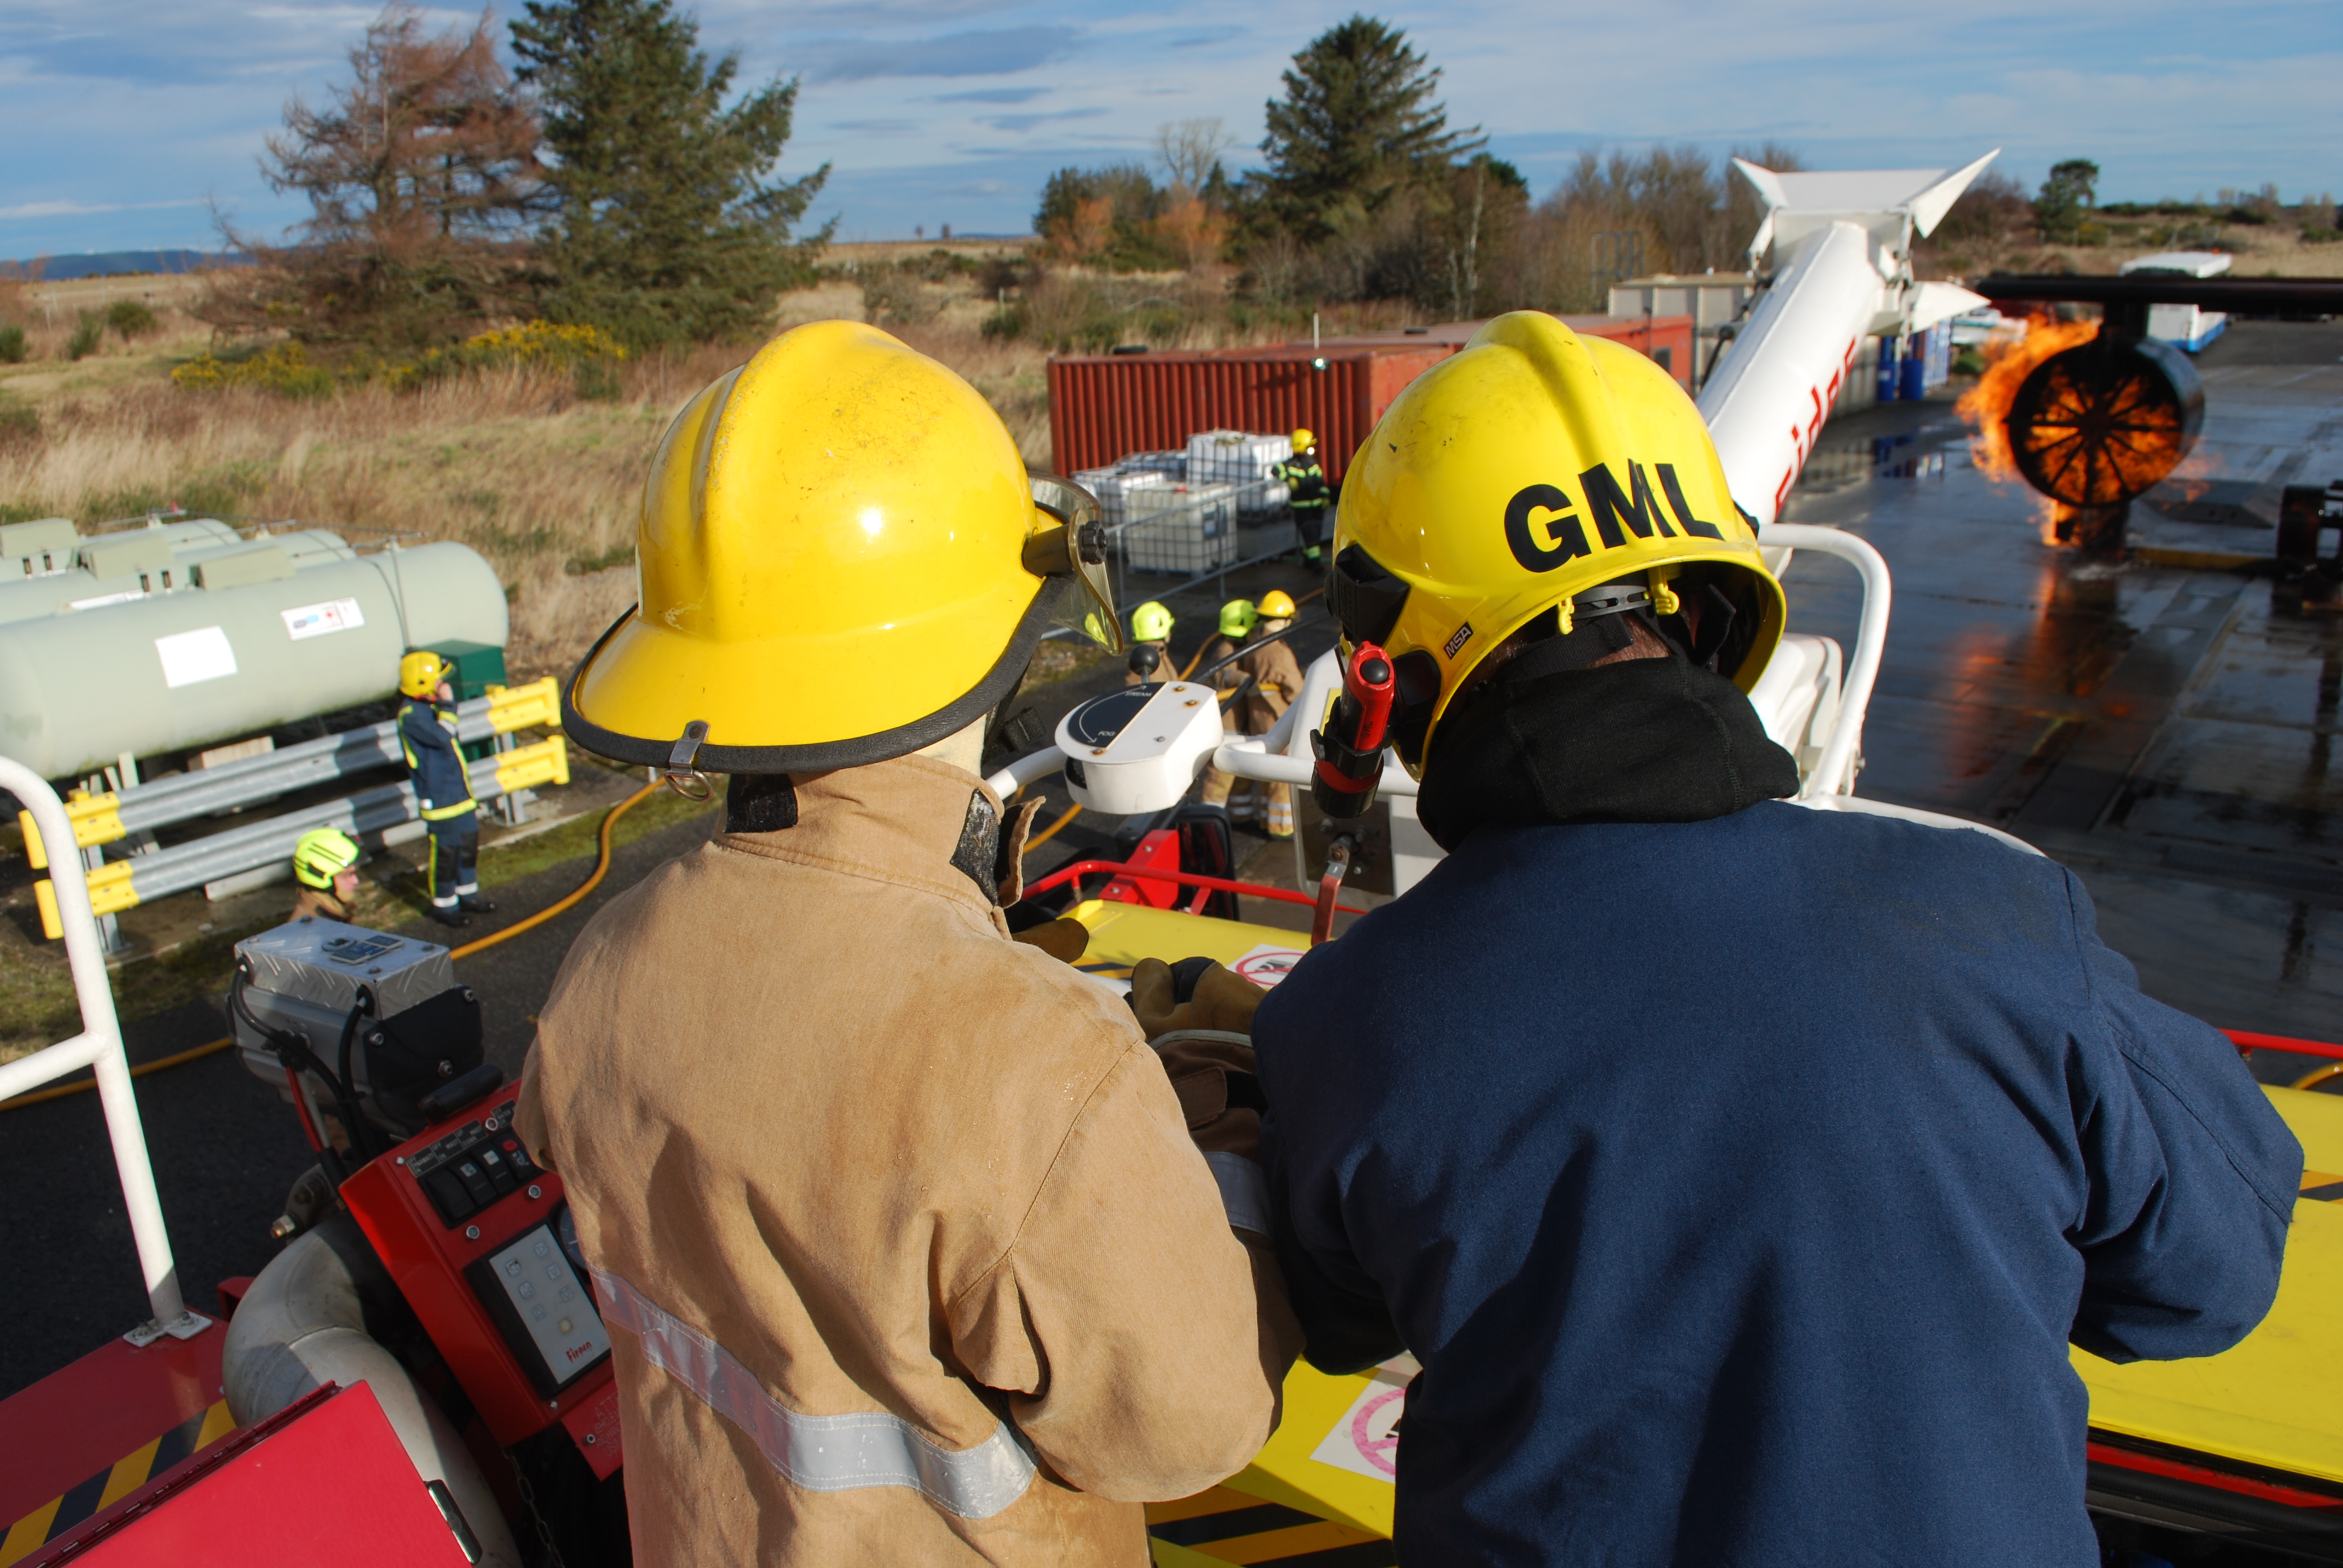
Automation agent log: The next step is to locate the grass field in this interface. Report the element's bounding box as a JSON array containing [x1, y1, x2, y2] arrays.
[[0, 273, 1063, 682]]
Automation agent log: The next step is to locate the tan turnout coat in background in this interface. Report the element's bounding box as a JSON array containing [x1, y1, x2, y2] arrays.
[[518, 755, 1294, 1565]]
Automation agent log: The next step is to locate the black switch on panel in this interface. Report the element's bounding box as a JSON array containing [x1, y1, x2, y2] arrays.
[[425, 1166, 476, 1225], [479, 1148, 518, 1197], [455, 1159, 497, 1209]]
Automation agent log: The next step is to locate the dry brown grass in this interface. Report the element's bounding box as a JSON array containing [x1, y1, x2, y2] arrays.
[[0, 290, 1057, 682]]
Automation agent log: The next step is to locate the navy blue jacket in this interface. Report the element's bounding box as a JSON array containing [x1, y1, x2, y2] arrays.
[[1256, 802, 2300, 1567], [398, 699, 476, 822]]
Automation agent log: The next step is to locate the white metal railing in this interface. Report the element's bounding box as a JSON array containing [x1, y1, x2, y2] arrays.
[[0, 757, 209, 1346], [1760, 522, 1892, 799]]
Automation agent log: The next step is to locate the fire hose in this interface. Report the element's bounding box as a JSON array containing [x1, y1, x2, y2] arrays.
[[0, 781, 661, 1113]]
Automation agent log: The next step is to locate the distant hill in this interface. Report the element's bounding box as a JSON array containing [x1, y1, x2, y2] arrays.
[[0, 249, 254, 281]]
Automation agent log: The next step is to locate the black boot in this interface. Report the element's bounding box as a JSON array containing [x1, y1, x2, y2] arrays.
[[458, 894, 497, 913], [429, 906, 473, 929]]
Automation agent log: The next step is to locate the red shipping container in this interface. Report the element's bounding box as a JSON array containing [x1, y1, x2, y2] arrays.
[[1046, 313, 1694, 478]]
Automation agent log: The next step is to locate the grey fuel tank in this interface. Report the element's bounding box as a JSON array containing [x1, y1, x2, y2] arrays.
[[0, 518, 507, 779]]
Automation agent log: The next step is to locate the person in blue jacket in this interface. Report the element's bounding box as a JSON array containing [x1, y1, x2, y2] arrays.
[[1252, 314, 2302, 1566], [396, 650, 494, 929]]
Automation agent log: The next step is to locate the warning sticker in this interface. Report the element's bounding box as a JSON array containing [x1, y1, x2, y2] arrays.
[[1309, 1361, 1412, 1481], [155, 625, 238, 688], [282, 596, 365, 641], [1231, 942, 1306, 988]]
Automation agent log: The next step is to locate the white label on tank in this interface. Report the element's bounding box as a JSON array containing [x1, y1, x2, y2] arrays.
[[281, 597, 365, 641], [155, 626, 238, 688]]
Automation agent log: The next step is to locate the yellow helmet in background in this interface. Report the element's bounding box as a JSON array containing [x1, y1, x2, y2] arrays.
[[1256, 589, 1298, 621], [293, 827, 361, 889], [398, 650, 448, 699], [1219, 599, 1258, 638], [1291, 428, 1316, 454], [1328, 311, 1783, 776], [563, 321, 1116, 774]]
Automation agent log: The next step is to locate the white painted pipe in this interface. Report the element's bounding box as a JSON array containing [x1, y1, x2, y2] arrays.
[[0, 755, 194, 1338], [1760, 524, 1893, 798]]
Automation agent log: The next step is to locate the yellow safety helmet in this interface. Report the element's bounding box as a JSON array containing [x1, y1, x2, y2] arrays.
[[1256, 589, 1298, 621], [1328, 311, 1783, 776], [562, 321, 1118, 774], [1219, 599, 1259, 638], [398, 650, 448, 700], [1291, 428, 1316, 454], [1130, 601, 1175, 642], [292, 827, 361, 890]]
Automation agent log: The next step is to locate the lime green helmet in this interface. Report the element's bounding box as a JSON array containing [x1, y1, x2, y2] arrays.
[[1131, 601, 1175, 642], [293, 827, 361, 890], [1218, 599, 1258, 638]]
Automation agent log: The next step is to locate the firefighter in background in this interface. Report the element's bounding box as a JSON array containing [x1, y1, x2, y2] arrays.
[[1199, 593, 1305, 838], [1196, 599, 1257, 823], [1123, 599, 1176, 685], [396, 651, 493, 929], [289, 827, 361, 922], [1271, 428, 1331, 564], [519, 321, 1296, 1566]]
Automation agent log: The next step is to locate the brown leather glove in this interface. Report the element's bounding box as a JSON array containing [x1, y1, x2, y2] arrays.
[[1129, 958, 1267, 1040], [1011, 917, 1090, 964], [1154, 1031, 1266, 1163]]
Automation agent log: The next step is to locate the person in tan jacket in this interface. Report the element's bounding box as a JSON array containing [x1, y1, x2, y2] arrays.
[[1199, 593, 1306, 838], [522, 321, 1297, 1566]]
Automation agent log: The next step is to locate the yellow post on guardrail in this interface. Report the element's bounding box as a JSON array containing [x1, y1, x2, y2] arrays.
[[484, 677, 560, 734]]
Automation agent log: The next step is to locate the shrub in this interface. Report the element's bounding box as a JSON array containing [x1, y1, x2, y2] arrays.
[[0, 324, 24, 364], [0, 403, 37, 445], [67, 313, 103, 361], [170, 342, 338, 397], [106, 301, 159, 339]]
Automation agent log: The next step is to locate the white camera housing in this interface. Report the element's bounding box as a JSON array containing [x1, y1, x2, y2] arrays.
[[1053, 682, 1225, 816]]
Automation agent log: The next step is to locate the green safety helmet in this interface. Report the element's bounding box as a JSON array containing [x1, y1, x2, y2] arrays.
[[293, 828, 361, 890], [1131, 601, 1175, 642], [1219, 599, 1258, 638]]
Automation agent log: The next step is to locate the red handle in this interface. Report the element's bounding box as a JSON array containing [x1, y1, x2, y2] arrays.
[[1346, 642, 1396, 755]]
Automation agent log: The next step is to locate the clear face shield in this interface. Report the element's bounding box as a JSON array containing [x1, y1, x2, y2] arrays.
[[1026, 474, 1122, 654]]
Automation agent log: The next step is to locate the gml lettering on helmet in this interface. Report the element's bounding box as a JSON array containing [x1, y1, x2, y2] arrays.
[[1503, 462, 1727, 573]]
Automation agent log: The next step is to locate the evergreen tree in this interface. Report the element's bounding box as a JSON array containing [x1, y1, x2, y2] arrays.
[[2033, 158, 2100, 243], [511, 0, 830, 344], [1259, 16, 1483, 242]]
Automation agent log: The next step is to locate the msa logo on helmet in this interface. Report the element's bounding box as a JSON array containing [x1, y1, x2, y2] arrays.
[[1504, 462, 1726, 573]]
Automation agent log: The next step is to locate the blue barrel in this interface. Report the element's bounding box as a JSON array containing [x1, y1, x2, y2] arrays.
[[1899, 347, 1928, 401], [1876, 341, 1902, 401]]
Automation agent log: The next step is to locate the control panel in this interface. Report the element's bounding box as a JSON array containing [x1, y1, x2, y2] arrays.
[[339, 1086, 621, 1475], [407, 1099, 543, 1226]]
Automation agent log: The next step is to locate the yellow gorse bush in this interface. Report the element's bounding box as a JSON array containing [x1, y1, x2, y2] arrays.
[[462, 321, 627, 363], [172, 322, 623, 397]]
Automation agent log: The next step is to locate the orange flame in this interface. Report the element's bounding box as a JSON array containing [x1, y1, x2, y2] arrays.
[[1955, 315, 2101, 483]]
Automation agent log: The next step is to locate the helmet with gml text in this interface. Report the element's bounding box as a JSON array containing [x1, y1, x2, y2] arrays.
[[1326, 311, 1784, 776], [562, 321, 1118, 773]]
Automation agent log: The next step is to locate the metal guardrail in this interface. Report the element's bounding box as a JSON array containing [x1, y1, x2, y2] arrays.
[[0, 758, 207, 1345], [35, 678, 560, 852], [23, 736, 568, 933]]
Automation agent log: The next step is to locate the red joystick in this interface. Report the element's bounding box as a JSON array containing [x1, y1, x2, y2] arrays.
[[1310, 642, 1395, 821]]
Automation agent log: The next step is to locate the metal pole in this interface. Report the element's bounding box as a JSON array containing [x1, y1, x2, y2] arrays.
[[0, 757, 203, 1343]]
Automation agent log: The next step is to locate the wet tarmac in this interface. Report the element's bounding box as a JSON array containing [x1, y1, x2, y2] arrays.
[[1776, 321, 2343, 1077]]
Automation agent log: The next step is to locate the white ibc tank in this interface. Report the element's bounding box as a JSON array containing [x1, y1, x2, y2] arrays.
[[0, 534, 508, 779]]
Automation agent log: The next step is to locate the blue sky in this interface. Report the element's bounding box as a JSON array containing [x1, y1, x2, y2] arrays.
[[2, 0, 2337, 258]]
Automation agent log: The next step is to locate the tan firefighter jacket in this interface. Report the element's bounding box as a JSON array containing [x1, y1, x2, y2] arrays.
[[517, 755, 1296, 1566]]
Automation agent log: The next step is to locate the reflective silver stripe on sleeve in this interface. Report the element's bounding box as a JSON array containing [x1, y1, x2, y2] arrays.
[[1204, 1151, 1272, 1236], [589, 1269, 1036, 1519]]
